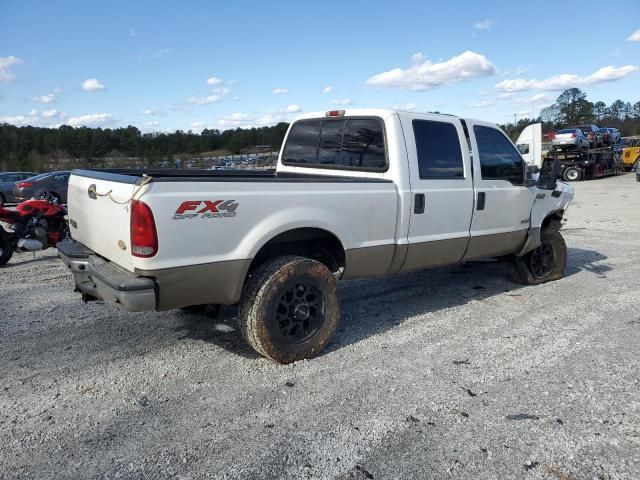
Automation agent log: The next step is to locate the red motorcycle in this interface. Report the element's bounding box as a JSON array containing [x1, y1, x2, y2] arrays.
[[0, 193, 69, 266]]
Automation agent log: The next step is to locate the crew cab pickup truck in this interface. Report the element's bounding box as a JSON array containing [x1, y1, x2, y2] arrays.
[[58, 109, 574, 363]]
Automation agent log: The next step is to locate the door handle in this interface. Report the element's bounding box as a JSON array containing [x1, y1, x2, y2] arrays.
[[477, 192, 486, 211], [414, 193, 425, 214]]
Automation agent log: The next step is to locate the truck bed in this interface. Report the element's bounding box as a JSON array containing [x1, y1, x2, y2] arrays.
[[71, 168, 393, 184]]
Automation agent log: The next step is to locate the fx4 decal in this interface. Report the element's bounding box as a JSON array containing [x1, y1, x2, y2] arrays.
[[173, 200, 239, 219]]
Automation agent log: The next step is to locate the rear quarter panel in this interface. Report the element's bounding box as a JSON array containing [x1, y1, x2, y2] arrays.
[[134, 180, 399, 271]]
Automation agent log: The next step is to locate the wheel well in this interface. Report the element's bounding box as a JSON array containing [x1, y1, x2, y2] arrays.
[[541, 211, 563, 235], [248, 228, 346, 276]]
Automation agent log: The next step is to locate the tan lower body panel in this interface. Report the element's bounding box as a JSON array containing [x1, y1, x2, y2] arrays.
[[136, 259, 251, 310], [400, 236, 469, 273], [463, 229, 527, 261], [342, 244, 396, 279]]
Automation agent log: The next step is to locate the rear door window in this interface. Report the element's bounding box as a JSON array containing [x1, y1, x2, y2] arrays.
[[283, 118, 387, 171], [473, 126, 524, 184], [412, 120, 464, 179]]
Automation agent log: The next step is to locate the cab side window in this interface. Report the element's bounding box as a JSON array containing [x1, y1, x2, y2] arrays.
[[473, 126, 524, 185]]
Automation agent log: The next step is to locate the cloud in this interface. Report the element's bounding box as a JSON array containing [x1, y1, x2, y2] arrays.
[[41, 109, 61, 118], [322, 86, 333, 94], [129, 28, 136, 37], [471, 100, 492, 108], [330, 98, 352, 106], [627, 29, 640, 42], [495, 65, 639, 92], [187, 95, 221, 105], [511, 93, 551, 105], [67, 113, 112, 127], [286, 104, 302, 113], [81, 78, 105, 91], [152, 48, 171, 59], [272, 87, 288, 95], [206, 76, 223, 85], [0, 56, 23, 83], [393, 102, 417, 111], [140, 109, 161, 115], [474, 20, 493, 30], [190, 121, 205, 130], [496, 92, 515, 100], [366, 51, 496, 91], [227, 79, 238, 85], [212, 87, 230, 95], [144, 121, 160, 127], [34, 92, 57, 104], [217, 112, 254, 128]]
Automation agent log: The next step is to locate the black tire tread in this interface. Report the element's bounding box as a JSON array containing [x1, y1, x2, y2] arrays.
[[238, 255, 339, 363], [0, 227, 14, 266], [509, 230, 567, 286]]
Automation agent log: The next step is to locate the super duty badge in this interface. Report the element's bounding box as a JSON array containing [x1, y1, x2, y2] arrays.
[[173, 200, 239, 219]]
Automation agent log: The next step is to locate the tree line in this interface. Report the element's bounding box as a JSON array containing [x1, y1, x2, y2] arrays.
[[0, 122, 289, 171], [501, 88, 640, 141], [2, 87, 639, 172]]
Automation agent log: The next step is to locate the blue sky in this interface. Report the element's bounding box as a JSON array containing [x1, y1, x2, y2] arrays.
[[1, 0, 639, 132]]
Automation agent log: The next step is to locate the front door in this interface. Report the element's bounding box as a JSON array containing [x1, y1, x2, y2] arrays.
[[399, 113, 474, 271], [464, 120, 536, 260]]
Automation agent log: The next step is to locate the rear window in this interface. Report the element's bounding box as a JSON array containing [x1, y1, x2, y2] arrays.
[[557, 129, 576, 134], [282, 118, 387, 171]]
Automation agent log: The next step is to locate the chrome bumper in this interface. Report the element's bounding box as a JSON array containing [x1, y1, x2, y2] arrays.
[[57, 240, 156, 312]]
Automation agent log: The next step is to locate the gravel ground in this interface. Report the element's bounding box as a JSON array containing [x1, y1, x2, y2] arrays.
[[1, 174, 639, 480]]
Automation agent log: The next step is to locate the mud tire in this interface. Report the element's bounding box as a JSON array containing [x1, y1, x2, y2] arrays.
[[238, 255, 340, 363]]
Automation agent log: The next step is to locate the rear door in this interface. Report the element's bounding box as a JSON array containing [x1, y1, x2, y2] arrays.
[[398, 113, 474, 270], [464, 120, 536, 259]]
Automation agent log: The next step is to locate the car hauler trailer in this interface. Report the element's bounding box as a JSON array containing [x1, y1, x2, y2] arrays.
[[546, 145, 620, 182]]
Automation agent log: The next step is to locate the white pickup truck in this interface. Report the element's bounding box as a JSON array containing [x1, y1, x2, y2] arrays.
[[58, 109, 574, 363]]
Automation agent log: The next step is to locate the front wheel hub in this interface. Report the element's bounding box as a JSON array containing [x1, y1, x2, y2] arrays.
[[530, 241, 556, 279]]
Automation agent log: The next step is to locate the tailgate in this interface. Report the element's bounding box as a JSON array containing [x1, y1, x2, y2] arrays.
[[67, 173, 138, 271]]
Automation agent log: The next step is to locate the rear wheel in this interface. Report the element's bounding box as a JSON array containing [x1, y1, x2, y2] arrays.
[[0, 193, 5, 206], [509, 231, 567, 286], [0, 228, 14, 266], [562, 167, 581, 182], [238, 255, 340, 363]]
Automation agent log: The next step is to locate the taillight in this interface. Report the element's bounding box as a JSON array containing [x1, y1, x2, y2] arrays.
[[17, 182, 33, 188], [571, 133, 576, 138], [130, 200, 158, 258]]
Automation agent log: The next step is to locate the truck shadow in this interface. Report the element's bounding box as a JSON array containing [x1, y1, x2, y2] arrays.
[[174, 247, 610, 360]]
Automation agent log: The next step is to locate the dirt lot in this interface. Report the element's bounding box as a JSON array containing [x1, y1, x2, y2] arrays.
[[1, 174, 639, 480]]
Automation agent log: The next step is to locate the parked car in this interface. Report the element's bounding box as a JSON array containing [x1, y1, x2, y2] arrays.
[[0, 172, 37, 204], [552, 128, 589, 149], [636, 160, 640, 182], [58, 109, 574, 363], [13, 171, 71, 203], [575, 125, 603, 148]]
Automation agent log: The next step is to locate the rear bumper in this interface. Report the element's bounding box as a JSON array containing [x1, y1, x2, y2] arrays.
[[57, 240, 157, 312], [57, 239, 252, 311]]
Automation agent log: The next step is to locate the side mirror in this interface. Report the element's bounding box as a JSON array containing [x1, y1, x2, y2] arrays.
[[537, 158, 561, 190]]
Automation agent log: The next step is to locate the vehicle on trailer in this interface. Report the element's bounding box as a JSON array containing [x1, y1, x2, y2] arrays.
[[0, 172, 37, 204], [620, 136, 640, 171], [548, 144, 619, 181], [604, 127, 621, 144], [58, 109, 574, 363], [599, 128, 614, 145], [0, 193, 69, 266], [575, 124, 603, 148], [13, 171, 71, 204], [552, 128, 590, 149]]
